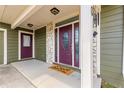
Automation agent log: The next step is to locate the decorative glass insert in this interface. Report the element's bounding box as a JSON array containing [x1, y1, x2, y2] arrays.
[[75, 28, 79, 63], [23, 35, 30, 47], [63, 32, 69, 49]]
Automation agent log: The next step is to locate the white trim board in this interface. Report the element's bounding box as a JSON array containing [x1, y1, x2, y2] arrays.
[[0, 28, 7, 65], [80, 5, 93, 88], [12, 6, 43, 29], [18, 31, 34, 60]]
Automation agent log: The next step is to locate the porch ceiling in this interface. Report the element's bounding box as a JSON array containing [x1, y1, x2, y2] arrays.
[[0, 5, 80, 30], [19, 5, 80, 30], [0, 5, 29, 24]]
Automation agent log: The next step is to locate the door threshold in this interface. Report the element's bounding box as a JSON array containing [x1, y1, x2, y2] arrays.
[[20, 58, 34, 61]]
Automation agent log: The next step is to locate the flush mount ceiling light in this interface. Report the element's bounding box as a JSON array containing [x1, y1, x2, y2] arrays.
[[27, 23, 33, 27], [50, 7, 60, 15]]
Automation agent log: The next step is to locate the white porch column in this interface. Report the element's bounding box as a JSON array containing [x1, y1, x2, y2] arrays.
[[80, 5, 93, 88]]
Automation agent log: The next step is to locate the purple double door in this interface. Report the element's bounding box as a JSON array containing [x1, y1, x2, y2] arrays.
[[21, 33, 33, 59]]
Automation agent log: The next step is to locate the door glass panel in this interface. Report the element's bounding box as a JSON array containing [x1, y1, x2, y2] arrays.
[[75, 28, 79, 63], [23, 35, 31, 47], [63, 32, 69, 49]]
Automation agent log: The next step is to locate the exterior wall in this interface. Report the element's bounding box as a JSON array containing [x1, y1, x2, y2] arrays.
[[0, 22, 33, 63], [101, 5, 124, 87], [35, 26, 46, 61]]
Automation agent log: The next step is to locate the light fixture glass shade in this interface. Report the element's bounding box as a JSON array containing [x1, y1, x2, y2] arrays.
[[50, 7, 60, 15]]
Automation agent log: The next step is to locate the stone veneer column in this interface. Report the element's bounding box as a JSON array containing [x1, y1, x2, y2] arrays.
[[46, 22, 55, 64]]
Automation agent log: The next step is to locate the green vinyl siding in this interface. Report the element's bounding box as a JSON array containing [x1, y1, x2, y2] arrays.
[[15, 27, 33, 32], [55, 15, 79, 27], [0, 31, 4, 64], [8, 29, 18, 62], [101, 5, 124, 87], [35, 26, 46, 61], [0, 22, 33, 63]]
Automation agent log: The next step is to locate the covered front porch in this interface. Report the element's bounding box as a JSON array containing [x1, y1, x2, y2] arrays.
[[0, 5, 101, 88]]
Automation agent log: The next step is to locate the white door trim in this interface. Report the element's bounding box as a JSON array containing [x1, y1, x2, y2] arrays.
[[18, 30, 34, 60], [0, 28, 7, 64], [57, 28, 59, 63], [72, 23, 74, 67]]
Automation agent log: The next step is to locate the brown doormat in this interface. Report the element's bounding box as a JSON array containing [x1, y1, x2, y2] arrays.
[[49, 64, 74, 75]]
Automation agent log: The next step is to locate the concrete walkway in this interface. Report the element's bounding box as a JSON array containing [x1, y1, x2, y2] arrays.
[[11, 59, 81, 88], [0, 65, 34, 88]]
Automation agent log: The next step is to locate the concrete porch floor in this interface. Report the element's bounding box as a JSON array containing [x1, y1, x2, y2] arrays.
[[0, 65, 34, 88], [11, 59, 81, 88]]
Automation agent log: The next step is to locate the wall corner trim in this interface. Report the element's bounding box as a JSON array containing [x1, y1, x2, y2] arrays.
[[0, 28, 7, 64], [122, 27, 124, 78]]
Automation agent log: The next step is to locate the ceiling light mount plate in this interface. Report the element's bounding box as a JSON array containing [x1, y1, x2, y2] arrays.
[[50, 7, 60, 15]]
